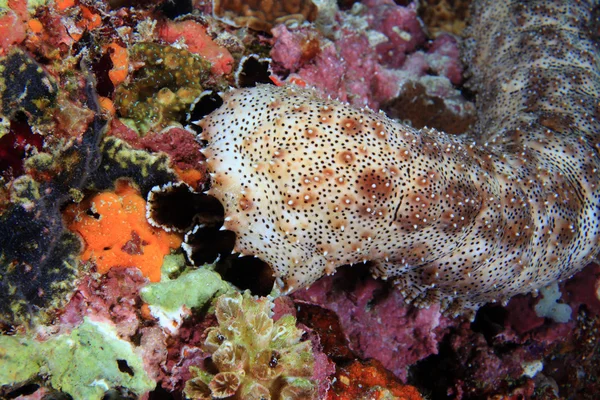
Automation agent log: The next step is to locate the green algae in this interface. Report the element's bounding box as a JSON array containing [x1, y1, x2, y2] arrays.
[[114, 43, 222, 133], [0, 334, 39, 384], [160, 253, 187, 280], [0, 318, 155, 398]]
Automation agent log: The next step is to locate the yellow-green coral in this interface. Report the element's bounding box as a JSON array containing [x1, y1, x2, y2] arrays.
[[184, 291, 317, 400], [114, 43, 216, 133]]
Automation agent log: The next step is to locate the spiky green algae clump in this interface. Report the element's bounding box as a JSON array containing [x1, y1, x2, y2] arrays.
[[184, 291, 317, 400]]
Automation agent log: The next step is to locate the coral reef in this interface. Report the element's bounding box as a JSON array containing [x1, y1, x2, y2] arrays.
[[158, 19, 234, 76], [268, 1, 473, 127], [0, 117, 43, 180], [0, 48, 57, 135], [184, 291, 319, 399], [534, 283, 572, 323], [108, 123, 207, 189], [87, 136, 178, 196], [327, 359, 423, 400], [0, 74, 105, 327], [140, 265, 233, 331], [59, 267, 150, 338], [2, 0, 600, 399], [293, 265, 455, 380], [419, 0, 471, 36], [213, 0, 318, 33]]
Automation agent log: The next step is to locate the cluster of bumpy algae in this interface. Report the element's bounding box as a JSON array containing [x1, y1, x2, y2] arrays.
[[114, 43, 221, 133], [184, 291, 317, 400]]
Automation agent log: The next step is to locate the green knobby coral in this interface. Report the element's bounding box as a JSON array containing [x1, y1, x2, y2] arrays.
[[114, 43, 223, 133], [184, 291, 317, 400]]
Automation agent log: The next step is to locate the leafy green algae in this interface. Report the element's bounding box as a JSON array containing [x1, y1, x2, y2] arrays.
[[0, 318, 155, 398]]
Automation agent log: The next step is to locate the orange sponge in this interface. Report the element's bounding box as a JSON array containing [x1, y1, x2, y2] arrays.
[[65, 182, 181, 282]]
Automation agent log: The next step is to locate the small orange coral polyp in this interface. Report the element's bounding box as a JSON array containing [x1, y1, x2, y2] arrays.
[[65, 183, 181, 282]]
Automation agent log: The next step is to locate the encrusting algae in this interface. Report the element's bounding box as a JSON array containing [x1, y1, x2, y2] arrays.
[[65, 181, 181, 282]]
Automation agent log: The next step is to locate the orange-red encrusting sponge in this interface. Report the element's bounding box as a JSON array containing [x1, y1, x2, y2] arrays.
[[327, 359, 423, 400], [65, 182, 181, 282]]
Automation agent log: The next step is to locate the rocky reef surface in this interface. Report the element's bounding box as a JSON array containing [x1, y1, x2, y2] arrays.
[[0, 0, 599, 399]]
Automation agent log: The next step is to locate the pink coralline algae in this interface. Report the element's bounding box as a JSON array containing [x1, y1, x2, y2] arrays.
[[109, 122, 205, 171], [293, 266, 455, 380], [563, 263, 600, 316], [60, 268, 151, 338], [58, 268, 168, 382], [361, 0, 426, 68], [269, 0, 466, 112], [0, 9, 27, 55]]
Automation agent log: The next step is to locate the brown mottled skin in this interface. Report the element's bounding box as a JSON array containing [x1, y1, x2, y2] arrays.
[[199, 0, 600, 314]]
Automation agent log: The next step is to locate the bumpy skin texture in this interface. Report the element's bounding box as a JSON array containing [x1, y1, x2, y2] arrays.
[[200, 0, 600, 313]]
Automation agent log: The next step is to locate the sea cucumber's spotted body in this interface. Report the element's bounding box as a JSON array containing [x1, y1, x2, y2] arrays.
[[200, 0, 600, 313]]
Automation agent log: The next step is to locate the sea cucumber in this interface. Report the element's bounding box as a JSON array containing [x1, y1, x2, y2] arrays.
[[199, 0, 600, 314]]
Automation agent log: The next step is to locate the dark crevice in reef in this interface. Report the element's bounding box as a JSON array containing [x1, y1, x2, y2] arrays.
[[0, 113, 43, 180], [235, 55, 273, 88], [184, 227, 237, 267], [147, 183, 226, 232], [187, 91, 223, 134], [92, 50, 116, 98], [470, 304, 508, 343], [159, 0, 193, 19], [3, 383, 40, 399], [214, 256, 275, 296]]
